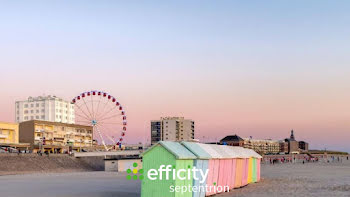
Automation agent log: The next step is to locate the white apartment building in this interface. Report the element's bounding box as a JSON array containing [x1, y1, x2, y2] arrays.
[[151, 117, 195, 145], [15, 95, 75, 124]]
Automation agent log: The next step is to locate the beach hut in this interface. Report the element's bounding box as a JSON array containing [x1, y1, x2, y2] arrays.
[[141, 141, 197, 197], [181, 142, 211, 197], [196, 143, 223, 196], [213, 145, 232, 193], [214, 144, 241, 192], [233, 147, 250, 187], [226, 146, 247, 189], [245, 148, 262, 183]]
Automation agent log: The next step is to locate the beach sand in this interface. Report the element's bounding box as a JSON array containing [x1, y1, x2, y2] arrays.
[[0, 158, 349, 197], [220, 159, 350, 197]]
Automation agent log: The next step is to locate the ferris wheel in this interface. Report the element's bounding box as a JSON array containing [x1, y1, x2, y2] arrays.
[[71, 91, 126, 151]]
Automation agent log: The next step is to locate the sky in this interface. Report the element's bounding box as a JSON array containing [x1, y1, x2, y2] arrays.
[[0, 1, 349, 152]]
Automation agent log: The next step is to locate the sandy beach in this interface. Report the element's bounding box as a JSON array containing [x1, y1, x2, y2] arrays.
[[221, 158, 350, 197], [0, 158, 349, 197]]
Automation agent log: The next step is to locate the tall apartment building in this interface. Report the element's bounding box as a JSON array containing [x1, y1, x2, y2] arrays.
[[15, 95, 75, 124], [151, 117, 195, 145], [19, 120, 93, 153]]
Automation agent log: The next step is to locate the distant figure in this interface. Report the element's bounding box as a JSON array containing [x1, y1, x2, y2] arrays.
[[302, 160, 305, 164], [347, 156, 349, 160]]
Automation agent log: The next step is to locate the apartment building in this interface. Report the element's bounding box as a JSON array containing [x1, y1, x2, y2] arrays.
[[220, 135, 280, 154], [0, 122, 19, 144], [19, 120, 93, 153], [15, 95, 75, 124], [151, 117, 195, 145], [220, 130, 309, 155]]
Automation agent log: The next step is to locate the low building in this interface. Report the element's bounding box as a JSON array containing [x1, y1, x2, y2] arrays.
[[279, 140, 289, 153], [19, 120, 93, 153], [0, 122, 19, 144], [242, 138, 280, 155], [298, 141, 309, 152], [220, 135, 280, 155], [285, 130, 303, 154], [220, 135, 244, 146], [0, 122, 31, 151], [220, 130, 309, 155]]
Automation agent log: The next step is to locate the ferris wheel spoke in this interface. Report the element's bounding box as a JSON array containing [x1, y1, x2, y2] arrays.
[[97, 106, 120, 121], [75, 104, 92, 121], [98, 114, 123, 122], [95, 125, 108, 151], [82, 97, 94, 120], [97, 98, 110, 120], [98, 122, 123, 126], [90, 94, 96, 120], [95, 100, 109, 121], [94, 95, 103, 121]]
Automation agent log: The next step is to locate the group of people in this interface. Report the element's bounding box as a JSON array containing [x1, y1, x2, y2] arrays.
[[263, 155, 349, 165]]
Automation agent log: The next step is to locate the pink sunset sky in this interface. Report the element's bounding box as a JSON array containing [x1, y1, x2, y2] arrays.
[[0, 1, 349, 152]]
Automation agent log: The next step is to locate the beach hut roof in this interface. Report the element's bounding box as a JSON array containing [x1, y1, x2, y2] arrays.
[[235, 147, 262, 158], [181, 142, 211, 159], [141, 141, 197, 159], [227, 146, 250, 158], [196, 143, 225, 159], [245, 148, 263, 158], [212, 144, 236, 158]]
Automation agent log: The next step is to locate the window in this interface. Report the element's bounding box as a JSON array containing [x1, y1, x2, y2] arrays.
[[24, 110, 28, 114], [36, 110, 39, 113], [36, 103, 39, 107], [41, 115, 45, 119], [24, 116, 28, 120], [41, 109, 45, 113], [30, 110, 34, 113], [31, 104, 34, 107], [36, 116, 39, 119], [31, 116, 34, 120], [41, 103, 45, 107], [24, 104, 28, 108]]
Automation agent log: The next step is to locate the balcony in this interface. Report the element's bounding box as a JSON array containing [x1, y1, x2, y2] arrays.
[[0, 134, 8, 139]]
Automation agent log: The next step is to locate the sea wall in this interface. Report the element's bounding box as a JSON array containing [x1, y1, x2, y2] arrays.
[[0, 153, 96, 175]]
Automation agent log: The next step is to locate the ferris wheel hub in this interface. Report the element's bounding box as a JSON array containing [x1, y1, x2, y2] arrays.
[[91, 120, 97, 126]]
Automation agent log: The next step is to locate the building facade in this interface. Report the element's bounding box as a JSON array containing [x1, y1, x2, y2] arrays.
[[0, 122, 19, 144], [220, 135, 280, 154], [19, 120, 93, 153], [242, 138, 280, 155], [151, 117, 194, 145], [279, 140, 289, 153], [220, 130, 309, 155], [15, 95, 75, 124], [298, 141, 309, 152]]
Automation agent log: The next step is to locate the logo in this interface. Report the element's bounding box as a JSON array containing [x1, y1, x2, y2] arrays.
[[126, 162, 144, 180]]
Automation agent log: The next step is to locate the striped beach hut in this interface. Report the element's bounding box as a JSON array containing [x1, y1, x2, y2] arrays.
[[181, 142, 211, 197], [245, 148, 262, 183], [214, 144, 237, 192], [226, 146, 247, 189], [141, 141, 197, 197], [196, 143, 223, 196]]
